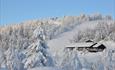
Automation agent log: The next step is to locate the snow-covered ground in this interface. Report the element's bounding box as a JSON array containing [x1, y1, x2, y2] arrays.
[[28, 67, 61, 70]]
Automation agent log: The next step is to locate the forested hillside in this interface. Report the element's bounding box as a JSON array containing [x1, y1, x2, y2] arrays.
[[0, 14, 115, 70]]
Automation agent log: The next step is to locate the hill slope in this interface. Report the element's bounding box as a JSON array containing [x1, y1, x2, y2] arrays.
[[0, 14, 115, 70]]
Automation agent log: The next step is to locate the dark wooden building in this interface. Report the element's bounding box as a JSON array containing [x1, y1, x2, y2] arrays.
[[65, 42, 106, 52]]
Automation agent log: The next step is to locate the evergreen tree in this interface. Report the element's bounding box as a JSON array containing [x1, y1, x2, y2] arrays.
[[5, 47, 24, 70], [61, 49, 82, 70], [24, 24, 54, 69]]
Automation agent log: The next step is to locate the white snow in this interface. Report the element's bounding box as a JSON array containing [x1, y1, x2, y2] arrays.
[[48, 20, 104, 54], [28, 67, 61, 70], [0, 15, 115, 70], [66, 42, 93, 48]]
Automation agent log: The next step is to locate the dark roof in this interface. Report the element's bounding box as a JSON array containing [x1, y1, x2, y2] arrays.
[[85, 40, 94, 42]]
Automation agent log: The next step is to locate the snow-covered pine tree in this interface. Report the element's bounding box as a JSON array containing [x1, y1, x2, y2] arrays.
[[0, 48, 5, 68], [61, 49, 82, 70], [24, 23, 54, 69], [5, 47, 24, 70]]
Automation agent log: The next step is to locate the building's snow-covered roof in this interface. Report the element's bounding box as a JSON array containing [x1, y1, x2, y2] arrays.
[[66, 42, 94, 48], [93, 43, 105, 47]]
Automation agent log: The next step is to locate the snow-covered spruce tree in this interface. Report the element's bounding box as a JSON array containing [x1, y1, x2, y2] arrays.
[[102, 49, 115, 70], [94, 22, 109, 41], [5, 46, 24, 70], [23, 24, 54, 69], [61, 49, 82, 70], [0, 48, 6, 68]]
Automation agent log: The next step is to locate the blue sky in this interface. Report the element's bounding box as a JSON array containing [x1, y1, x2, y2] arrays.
[[0, 0, 115, 25]]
